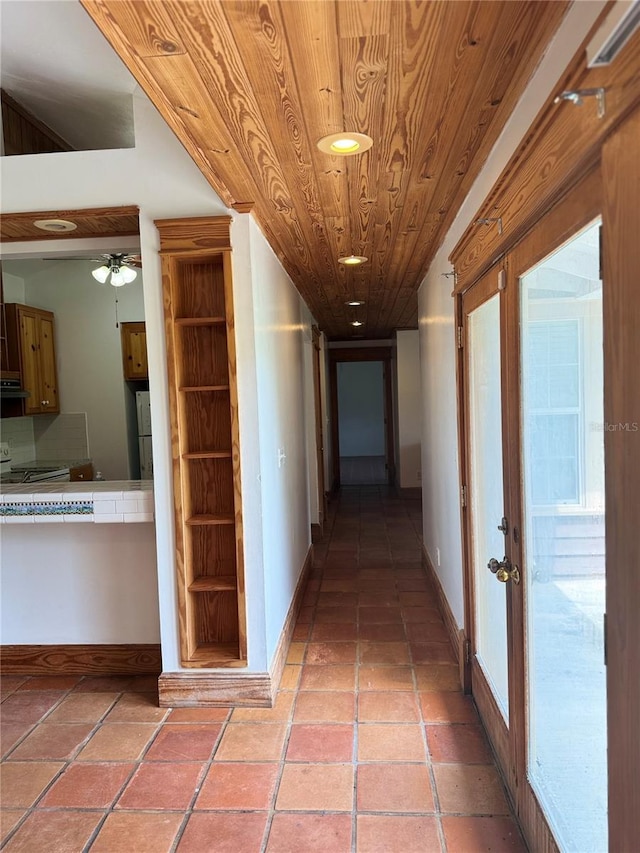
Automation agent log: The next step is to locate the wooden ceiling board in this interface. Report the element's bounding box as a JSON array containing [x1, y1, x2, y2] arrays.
[[80, 0, 570, 338], [0, 206, 140, 243]]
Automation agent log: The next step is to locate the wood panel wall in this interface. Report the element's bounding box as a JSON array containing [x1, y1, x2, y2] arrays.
[[1, 89, 73, 156]]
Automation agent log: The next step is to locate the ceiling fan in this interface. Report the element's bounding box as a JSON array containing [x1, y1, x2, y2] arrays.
[[42, 253, 142, 287], [90, 253, 141, 287]]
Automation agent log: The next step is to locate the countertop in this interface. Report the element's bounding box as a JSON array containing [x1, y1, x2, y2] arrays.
[[0, 480, 154, 524]]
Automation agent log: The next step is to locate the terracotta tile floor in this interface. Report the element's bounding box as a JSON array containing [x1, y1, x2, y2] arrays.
[[0, 487, 527, 852]]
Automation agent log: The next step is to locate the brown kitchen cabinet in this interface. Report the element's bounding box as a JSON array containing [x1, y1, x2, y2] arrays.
[[156, 215, 246, 668], [5, 303, 59, 415], [120, 321, 148, 380]]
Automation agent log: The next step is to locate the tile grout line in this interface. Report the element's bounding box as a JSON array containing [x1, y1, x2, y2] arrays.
[[2, 683, 126, 850]]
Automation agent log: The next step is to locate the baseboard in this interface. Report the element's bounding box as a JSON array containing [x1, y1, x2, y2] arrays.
[[0, 644, 161, 675], [421, 545, 468, 689], [268, 544, 313, 696], [158, 671, 272, 707], [158, 545, 314, 708]]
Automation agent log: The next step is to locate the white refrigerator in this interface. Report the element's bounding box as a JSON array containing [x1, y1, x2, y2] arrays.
[[136, 391, 154, 480]]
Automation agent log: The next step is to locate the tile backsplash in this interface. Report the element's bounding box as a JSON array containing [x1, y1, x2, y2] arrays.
[[0, 417, 35, 465], [0, 413, 89, 463]]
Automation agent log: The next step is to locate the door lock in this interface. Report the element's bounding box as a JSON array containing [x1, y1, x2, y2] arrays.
[[487, 556, 520, 585]]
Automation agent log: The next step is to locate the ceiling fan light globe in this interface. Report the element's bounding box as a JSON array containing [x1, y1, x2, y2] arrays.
[[110, 270, 126, 287], [121, 265, 137, 283], [91, 265, 110, 284]]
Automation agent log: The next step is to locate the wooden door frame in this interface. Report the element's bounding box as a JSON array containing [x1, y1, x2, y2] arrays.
[[459, 265, 513, 794], [459, 167, 607, 852], [311, 325, 326, 533], [329, 347, 395, 490], [506, 168, 602, 850]]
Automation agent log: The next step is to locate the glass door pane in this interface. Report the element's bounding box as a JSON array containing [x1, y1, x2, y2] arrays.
[[468, 293, 509, 719], [520, 221, 606, 852]]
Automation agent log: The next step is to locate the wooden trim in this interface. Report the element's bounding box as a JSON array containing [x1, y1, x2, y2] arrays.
[[459, 263, 505, 706], [155, 216, 233, 253], [455, 290, 472, 695], [231, 202, 255, 214], [0, 644, 161, 675], [421, 543, 465, 684], [158, 546, 314, 707], [158, 671, 272, 707], [450, 21, 640, 292], [602, 106, 640, 852], [269, 546, 313, 696], [383, 356, 395, 485], [329, 347, 392, 364], [2, 204, 139, 222], [329, 357, 340, 489], [328, 346, 395, 487], [311, 325, 326, 529], [223, 251, 247, 662], [470, 656, 512, 803]]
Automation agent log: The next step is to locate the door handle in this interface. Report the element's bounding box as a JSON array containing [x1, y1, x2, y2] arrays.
[[487, 556, 520, 585]]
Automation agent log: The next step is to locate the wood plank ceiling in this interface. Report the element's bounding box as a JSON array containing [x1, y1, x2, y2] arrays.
[[0, 206, 140, 243], [81, 0, 568, 339]]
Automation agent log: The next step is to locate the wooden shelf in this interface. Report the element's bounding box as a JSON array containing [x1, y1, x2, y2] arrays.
[[189, 576, 236, 592], [175, 316, 226, 326], [182, 451, 231, 460], [179, 384, 230, 393], [159, 216, 246, 670], [186, 643, 244, 667], [186, 514, 235, 526]]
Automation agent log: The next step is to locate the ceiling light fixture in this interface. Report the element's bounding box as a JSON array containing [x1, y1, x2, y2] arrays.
[[345, 300, 365, 307], [338, 255, 368, 266], [317, 132, 373, 156], [33, 218, 77, 233], [351, 320, 364, 327], [92, 254, 138, 287]]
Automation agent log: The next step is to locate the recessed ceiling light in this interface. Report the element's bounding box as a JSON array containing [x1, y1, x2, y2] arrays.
[[33, 218, 78, 233], [338, 255, 368, 266], [317, 132, 373, 156], [351, 320, 364, 327], [345, 300, 365, 306]]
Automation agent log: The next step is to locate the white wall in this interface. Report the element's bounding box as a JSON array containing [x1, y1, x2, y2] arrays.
[[417, 1, 607, 628], [1, 89, 316, 673], [2, 270, 25, 302], [5, 259, 145, 479], [248, 218, 312, 664], [1, 92, 229, 671], [337, 361, 385, 456], [0, 523, 159, 644], [396, 330, 422, 488]]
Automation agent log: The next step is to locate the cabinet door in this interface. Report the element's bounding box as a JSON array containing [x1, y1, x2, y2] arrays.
[[19, 309, 42, 415], [121, 322, 148, 380], [38, 315, 59, 413]]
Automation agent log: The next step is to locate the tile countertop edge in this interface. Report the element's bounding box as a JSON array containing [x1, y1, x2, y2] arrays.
[[0, 481, 154, 524]]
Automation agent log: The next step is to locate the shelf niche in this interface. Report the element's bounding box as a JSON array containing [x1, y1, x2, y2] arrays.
[[156, 215, 246, 668]]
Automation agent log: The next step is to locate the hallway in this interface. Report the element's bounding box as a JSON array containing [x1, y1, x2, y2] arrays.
[[1, 488, 525, 852]]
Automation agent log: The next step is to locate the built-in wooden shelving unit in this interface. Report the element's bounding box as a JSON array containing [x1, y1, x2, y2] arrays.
[[156, 216, 246, 668]]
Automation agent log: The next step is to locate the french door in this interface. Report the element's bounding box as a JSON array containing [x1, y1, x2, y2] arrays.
[[462, 171, 608, 851]]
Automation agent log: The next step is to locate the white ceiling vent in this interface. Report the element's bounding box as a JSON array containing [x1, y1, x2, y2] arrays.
[[587, 0, 640, 67]]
